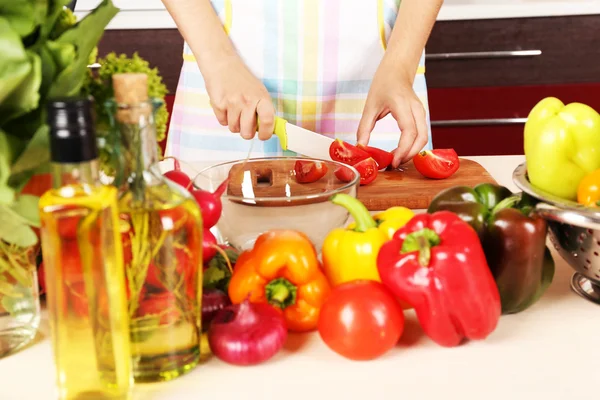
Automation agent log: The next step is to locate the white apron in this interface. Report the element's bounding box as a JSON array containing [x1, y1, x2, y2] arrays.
[[165, 0, 433, 163]]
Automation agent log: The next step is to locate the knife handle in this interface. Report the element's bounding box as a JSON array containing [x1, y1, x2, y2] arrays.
[[257, 116, 289, 151]]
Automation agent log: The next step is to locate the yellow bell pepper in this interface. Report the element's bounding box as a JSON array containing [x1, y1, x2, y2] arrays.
[[348, 206, 414, 240], [322, 194, 388, 286]]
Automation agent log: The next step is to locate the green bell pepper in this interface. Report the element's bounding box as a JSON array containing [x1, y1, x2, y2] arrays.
[[524, 97, 600, 201], [428, 183, 555, 314]]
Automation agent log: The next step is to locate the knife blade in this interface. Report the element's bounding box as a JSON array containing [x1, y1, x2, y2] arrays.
[[270, 117, 334, 161]]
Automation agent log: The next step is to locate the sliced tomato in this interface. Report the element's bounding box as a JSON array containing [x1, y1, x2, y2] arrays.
[[334, 166, 355, 183], [357, 144, 393, 170], [413, 148, 460, 179], [354, 158, 378, 186], [329, 139, 370, 166], [294, 160, 328, 184]]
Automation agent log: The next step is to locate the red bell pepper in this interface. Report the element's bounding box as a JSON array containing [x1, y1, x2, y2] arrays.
[[376, 211, 501, 347]]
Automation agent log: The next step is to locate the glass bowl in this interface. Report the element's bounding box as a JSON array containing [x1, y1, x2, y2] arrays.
[[194, 157, 360, 252]]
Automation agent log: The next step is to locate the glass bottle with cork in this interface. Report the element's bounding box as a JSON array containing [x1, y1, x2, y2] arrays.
[[108, 73, 203, 382], [38, 97, 133, 400]]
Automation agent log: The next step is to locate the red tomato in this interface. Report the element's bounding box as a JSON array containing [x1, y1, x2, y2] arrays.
[[57, 216, 80, 239], [357, 144, 393, 170], [20, 173, 52, 197], [137, 292, 182, 324], [145, 247, 191, 290], [354, 158, 378, 186], [334, 166, 355, 183], [159, 207, 189, 231], [294, 160, 328, 184], [318, 280, 405, 361], [67, 282, 89, 318], [61, 243, 84, 283], [329, 139, 370, 166], [413, 149, 460, 179]]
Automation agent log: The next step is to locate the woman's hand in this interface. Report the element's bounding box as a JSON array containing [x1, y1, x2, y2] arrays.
[[356, 57, 428, 168], [204, 57, 275, 141]]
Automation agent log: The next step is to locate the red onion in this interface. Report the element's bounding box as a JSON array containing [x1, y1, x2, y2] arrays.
[[163, 158, 192, 189], [202, 289, 231, 331], [190, 178, 229, 229], [203, 228, 218, 263], [208, 299, 287, 366]]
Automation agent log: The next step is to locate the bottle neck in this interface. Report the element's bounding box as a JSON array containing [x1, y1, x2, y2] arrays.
[[115, 100, 162, 195], [51, 159, 101, 189]]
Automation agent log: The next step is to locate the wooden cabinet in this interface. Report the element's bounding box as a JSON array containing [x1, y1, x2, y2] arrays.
[[425, 15, 600, 155]]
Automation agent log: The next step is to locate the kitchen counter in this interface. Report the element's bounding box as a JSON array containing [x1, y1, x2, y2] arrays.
[[74, 0, 600, 30], [1, 155, 597, 400]]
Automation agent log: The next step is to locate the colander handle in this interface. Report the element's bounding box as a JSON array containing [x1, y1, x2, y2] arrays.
[[534, 203, 600, 230]]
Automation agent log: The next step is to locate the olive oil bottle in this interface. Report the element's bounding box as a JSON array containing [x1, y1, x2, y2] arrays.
[[108, 73, 203, 382], [38, 98, 133, 399]]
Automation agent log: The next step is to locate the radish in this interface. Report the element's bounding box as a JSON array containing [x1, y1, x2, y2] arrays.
[[203, 228, 218, 263], [190, 178, 229, 229], [162, 157, 229, 229], [163, 158, 192, 189]]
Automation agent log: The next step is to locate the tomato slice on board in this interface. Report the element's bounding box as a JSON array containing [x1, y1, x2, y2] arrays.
[[354, 158, 378, 186], [413, 149, 460, 179], [357, 144, 393, 170], [329, 139, 370, 166], [294, 160, 329, 184]]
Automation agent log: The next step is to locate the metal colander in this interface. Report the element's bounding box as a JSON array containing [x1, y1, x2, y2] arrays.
[[513, 163, 600, 305]]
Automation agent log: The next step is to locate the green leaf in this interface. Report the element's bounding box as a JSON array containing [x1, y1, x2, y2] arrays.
[[38, 44, 58, 99], [0, 204, 38, 247], [0, 17, 31, 104], [46, 40, 75, 72], [8, 124, 49, 178], [6, 124, 49, 198], [48, 6, 77, 40], [0, 0, 42, 38], [48, 0, 119, 97], [0, 129, 12, 186], [0, 50, 42, 125], [39, 0, 72, 41], [203, 265, 226, 289], [10, 195, 40, 227], [0, 187, 14, 205]]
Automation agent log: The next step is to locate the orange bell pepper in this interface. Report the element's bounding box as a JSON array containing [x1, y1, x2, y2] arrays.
[[577, 169, 600, 207], [228, 230, 331, 332]]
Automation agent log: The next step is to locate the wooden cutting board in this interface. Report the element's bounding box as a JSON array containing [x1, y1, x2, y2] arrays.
[[357, 158, 497, 211]]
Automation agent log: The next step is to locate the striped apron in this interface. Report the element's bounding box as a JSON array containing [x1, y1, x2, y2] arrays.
[[165, 0, 433, 164]]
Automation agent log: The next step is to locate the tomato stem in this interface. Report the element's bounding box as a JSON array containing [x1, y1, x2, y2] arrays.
[[330, 193, 376, 232], [265, 278, 297, 309], [400, 228, 440, 267]]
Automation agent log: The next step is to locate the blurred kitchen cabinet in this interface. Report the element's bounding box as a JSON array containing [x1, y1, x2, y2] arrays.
[[425, 14, 600, 156]]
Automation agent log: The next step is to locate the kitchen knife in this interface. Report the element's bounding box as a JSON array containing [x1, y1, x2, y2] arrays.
[[268, 117, 335, 161]]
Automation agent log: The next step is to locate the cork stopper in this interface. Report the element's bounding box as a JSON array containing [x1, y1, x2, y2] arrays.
[[111, 73, 150, 124]]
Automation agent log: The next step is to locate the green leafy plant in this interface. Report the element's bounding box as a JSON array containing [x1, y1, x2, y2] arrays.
[[82, 52, 169, 177], [0, 0, 119, 248]]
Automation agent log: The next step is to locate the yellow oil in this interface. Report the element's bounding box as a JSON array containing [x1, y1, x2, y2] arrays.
[[118, 180, 203, 382], [39, 184, 133, 400]]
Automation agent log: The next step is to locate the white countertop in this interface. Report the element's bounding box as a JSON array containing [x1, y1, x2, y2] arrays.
[[74, 0, 600, 30], [1, 155, 598, 400]]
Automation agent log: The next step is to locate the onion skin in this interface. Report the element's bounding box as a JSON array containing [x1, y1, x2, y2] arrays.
[[202, 289, 231, 332], [208, 300, 287, 366]]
